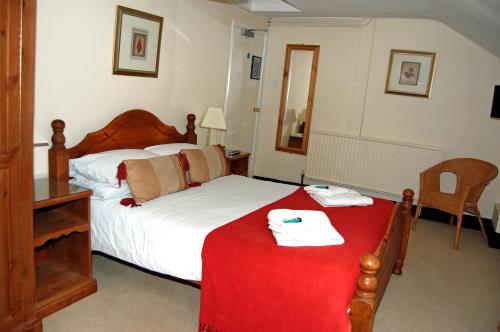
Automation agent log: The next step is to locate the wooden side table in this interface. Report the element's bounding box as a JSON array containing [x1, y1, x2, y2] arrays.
[[228, 152, 251, 177], [33, 178, 97, 319]]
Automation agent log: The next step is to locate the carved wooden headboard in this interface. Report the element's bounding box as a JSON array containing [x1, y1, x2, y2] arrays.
[[49, 109, 197, 180]]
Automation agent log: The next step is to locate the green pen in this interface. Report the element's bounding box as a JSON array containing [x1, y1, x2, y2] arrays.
[[283, 217, 302, 223]]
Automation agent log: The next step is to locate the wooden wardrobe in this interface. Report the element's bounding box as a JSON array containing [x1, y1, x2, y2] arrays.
[[0, 0, 41, 331]]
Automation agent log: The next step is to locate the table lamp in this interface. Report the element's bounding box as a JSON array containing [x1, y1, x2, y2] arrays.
[[200, 107, 227, 145]]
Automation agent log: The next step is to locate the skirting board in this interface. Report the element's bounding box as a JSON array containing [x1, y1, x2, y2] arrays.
[[253, 175, 500, 249]]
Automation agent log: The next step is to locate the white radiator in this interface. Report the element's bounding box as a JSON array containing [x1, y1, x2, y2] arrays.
[[305, 130, 443, 199]]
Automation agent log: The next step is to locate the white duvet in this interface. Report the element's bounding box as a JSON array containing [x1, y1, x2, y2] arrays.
[[91, 175, 297, 281]]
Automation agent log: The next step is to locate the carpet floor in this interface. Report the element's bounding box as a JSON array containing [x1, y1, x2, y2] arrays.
[[43, 220, 500, 332]]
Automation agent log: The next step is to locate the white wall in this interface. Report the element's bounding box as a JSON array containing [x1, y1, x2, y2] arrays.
[[254, 18, 500, 217], [34, 0, 265, 178]]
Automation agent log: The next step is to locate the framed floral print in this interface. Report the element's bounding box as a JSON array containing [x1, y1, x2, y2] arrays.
[[112, 6, 163, 77], [385, 49, 437, 98]]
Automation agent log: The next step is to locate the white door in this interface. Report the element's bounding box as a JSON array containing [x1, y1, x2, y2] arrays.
[[222, 22, 267, 177]]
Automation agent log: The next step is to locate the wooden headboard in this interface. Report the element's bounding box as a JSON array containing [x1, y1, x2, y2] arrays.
[[49, 109, 197, 180]]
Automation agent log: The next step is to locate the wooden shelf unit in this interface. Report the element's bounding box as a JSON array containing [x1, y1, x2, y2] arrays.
[[34, 204, 89, 248], [33, 178, 97, 319]]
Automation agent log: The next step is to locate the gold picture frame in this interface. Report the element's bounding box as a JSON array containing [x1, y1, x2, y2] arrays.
[[385, 49, 436, 98], [112, 6, 163, 77]]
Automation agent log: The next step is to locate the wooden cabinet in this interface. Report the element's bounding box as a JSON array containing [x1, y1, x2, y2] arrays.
[[228, 152, 251, 177], [33, 178, 97, 319], [1, 0, 39, 331]]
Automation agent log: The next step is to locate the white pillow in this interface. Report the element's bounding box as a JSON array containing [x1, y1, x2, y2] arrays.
[[144, 143, 201, 156], [69, 149, 156, 184], [69, 173, 131, 200]]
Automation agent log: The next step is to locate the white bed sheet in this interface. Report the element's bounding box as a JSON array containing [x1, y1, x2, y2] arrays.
[[91, 175, 297, 281]]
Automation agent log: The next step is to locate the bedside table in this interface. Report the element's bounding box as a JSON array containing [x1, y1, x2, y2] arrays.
[[33, 178, 97, 319], [228, 152, 251, 177]]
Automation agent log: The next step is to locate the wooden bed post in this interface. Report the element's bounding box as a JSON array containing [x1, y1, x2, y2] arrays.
[[48, 119, 69, 181], [350, 189, 414, 331], [393, 189, 414, 275], [350, 254, 380, 332], [186, 114, 197, 144]]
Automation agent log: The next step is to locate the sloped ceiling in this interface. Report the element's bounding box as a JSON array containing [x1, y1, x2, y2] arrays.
[[228, 0, 500, 57]]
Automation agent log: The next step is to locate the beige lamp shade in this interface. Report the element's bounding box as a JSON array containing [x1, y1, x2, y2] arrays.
[[200, 107, 227, 130], [200, 107, 226, 146]]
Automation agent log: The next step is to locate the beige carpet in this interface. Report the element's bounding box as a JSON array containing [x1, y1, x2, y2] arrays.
[[44, 220, 500, 332]]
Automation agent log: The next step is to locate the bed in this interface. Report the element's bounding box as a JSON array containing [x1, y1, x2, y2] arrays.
[[48, 109, 414, 332]]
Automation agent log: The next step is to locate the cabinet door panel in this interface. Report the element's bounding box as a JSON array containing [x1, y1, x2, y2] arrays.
[[0, 0, 24, 330], [0, 169, 11, 319], [0, 167, 22, 330]]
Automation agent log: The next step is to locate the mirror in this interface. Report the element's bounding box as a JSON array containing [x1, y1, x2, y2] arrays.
[[275, 44, 319, 155]]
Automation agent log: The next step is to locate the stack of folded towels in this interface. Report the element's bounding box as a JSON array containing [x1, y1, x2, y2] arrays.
[[268, 209, 344, 247], [305, 184, 373, 207]]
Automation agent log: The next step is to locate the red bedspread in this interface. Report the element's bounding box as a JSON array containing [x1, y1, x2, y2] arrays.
[[199, 187, 394, 332]]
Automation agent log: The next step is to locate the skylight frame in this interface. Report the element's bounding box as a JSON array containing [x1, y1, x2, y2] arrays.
[[238, 0, 302, 13]]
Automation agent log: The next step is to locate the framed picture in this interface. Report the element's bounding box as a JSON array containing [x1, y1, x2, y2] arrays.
[[250, 55, 262, 80], [385, 49, 437, 97], [112, 6, 163, 77]]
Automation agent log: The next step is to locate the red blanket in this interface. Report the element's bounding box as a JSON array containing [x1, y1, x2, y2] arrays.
[[199, 187, 394, 332]]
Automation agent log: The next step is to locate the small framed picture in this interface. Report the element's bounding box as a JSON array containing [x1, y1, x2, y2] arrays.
[[385, 49, 436, 98], [112, 6, 163, 77], [250, 55, 262, 80], [131, 29, 148, 58]]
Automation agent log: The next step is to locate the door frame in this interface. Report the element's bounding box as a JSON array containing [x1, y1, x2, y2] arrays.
[[221, 20, 268, 177]]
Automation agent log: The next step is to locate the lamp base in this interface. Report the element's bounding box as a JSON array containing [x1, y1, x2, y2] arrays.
[[206, 128, 221, 146]]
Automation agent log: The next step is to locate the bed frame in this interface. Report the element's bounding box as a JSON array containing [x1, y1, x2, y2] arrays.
[[48, 109, 413, 332]]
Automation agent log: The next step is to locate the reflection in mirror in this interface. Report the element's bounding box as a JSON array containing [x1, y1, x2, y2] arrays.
[[275, 44, 319, 155]]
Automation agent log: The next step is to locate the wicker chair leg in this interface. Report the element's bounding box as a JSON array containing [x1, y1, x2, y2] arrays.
[[449, 215, 454, 226], [454, 214, 463, 250], [412, 204, 422, 230], [473, 207, 488, 241]]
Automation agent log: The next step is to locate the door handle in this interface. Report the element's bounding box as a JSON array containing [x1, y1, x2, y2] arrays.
[[252, 107, 261, 113]]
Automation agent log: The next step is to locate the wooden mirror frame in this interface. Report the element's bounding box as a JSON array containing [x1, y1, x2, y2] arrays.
[[275, 44, 320, 155]]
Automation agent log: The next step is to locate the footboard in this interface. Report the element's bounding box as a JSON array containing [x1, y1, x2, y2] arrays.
[[349, 189, 414, 332]]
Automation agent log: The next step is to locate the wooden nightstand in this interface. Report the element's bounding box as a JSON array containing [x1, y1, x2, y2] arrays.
[[33, 178, 97, 319], [228, 152, 251, 177]]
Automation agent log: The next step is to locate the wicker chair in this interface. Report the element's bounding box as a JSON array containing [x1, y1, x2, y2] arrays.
[[412, 158, 498, 250]]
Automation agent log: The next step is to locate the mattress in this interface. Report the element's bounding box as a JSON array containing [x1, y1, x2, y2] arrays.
[[91, 175, 297, 281]]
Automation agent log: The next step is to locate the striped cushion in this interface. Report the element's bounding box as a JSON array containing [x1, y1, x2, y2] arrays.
[[123, 154, 188, 203], [181, 145, 230, 183]]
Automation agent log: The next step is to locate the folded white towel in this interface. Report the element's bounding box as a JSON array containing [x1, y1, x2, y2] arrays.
[[304, 185, 353, 197], [268, 209, 331, 232], [267, 209, 344, 247], [313, 188, 359, 198], [310, 192, 373, 207], [270, 235, 343, 247]]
